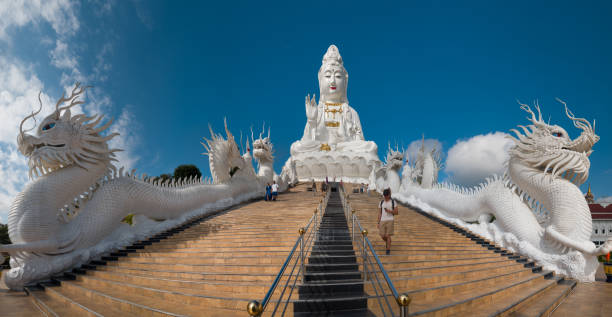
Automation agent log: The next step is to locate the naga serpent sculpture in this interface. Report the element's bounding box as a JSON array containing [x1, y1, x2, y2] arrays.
[[397, 101, 610, 281], [1, 83, 278, 289]]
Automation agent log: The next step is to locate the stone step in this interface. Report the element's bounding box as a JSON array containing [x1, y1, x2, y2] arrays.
[[373, 252, 511, 263], [106, 261, 290, 274], [298, 280, 365, 298], [139, 245, 297, 252], [58, 278, 240, 316], [384, 262, 534, 290], [504, 278, 577, 317], [293, 293, 368, 314], [28, 287, 98, 317], [98, 265, 285, 283], [372, 258, 525, 275], [42, 283, 139, 316], [410, 272, 557, 316], [296, 189, 366, 315], [306, 263, 359, 273], [68, 270, 246, 310], [347, 193, 572, 316], [119, 254, 287, 265], [75, 272, 272, 298], [308, 255, 358, 264]]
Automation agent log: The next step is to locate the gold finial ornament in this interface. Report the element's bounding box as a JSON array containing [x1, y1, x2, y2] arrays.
[[320, 143, 331, 151], [362, 229, 368, 236], [397, 294, 411, 306], [314, 208, 318, 214], [585, 184, 594, 204], [247, 300, 263, 316], [299, 227, 306, 235], [351, 209, 356, 214]]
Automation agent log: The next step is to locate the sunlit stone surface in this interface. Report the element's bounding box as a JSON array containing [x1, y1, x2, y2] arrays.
[[287, 45, 381, 183]]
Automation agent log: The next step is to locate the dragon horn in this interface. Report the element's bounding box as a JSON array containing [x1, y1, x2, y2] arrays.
[[20, 91, 44, 137]]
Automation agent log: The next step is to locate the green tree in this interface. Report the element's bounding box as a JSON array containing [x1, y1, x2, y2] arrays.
[[1, 223, 10, 267], [0, 223, 10, 245], [173, 164, 202, 180], [158, 173, 173, 182]]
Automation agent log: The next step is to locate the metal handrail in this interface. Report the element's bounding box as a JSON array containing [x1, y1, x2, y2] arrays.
[[338, 185, 411, 317], [247, 186, 331, 316]]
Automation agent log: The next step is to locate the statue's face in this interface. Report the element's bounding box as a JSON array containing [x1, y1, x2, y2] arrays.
[[319, 65, 347, 103]]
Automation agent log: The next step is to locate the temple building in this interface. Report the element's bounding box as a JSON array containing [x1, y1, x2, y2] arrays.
[[285, 45, 381, 183], [586, 186, 612, 246]]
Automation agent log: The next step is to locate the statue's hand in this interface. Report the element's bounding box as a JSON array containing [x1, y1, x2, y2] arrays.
[[305, 94, 317, 123], [345, 110, 354, 135]]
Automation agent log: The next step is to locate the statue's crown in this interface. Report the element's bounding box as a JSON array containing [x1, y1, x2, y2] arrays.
[[322, 45, 343, 67]]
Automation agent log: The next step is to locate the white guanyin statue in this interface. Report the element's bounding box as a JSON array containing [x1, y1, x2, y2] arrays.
[[287, 45, 381, 183]]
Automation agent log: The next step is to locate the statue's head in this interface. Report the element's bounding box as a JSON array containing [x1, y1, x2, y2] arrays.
[[318, 45, 348, 104], [17, 83, 119, 178], [508, 100, 599, 185]]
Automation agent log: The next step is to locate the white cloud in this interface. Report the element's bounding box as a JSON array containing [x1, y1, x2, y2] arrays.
[[108, 107, 141, 170], [444, 132, 514, 186], [50, 39, 78, 70], [132, 0, 153, 30], [0, 144, 29, 224], [0, 57, 51, 224], [0, 1, 140, 224], [0, 57, 50, 144], [405, 137, 443, 164], [596, 196, 612, 207], [0, 0, 79, 42], [90, 0, 115, 16], [93, 42, 113, 82]]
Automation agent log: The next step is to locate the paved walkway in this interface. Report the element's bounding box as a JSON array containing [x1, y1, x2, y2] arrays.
[[0, 270, 41, 316], [552, 265, 612, 317]]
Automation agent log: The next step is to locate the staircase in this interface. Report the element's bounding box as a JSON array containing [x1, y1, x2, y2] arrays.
[[295, 189, 369, 316], [23, 184, 321, 317], [347, 190, 577, 317], [5, 183, 579, 316]]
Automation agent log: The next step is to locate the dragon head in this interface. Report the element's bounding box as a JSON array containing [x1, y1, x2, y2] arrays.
[[202, 119, 248, 184], [251, 125, 274, 163], [509, 100, 599, 185], [384, 145, 404, 171], [17, 83, 119, 178]]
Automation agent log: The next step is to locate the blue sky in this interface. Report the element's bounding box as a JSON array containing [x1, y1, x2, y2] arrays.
[[0, 1, 611, 222]]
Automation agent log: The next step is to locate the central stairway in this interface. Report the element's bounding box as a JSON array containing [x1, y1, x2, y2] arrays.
[[295, 189, 369, 316]]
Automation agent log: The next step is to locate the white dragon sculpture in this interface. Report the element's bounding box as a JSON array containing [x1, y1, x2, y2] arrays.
[[414, 137, 443, 189], [1, 84, 277, 290], [397, 101, 610, 281], [250, 125, 293, 192], [373, 145, 404, 194]]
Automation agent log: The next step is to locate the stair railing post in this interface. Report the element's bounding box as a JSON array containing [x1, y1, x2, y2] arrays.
[[314, 207, 318, 232], [351, 209, 356, 242], [397, 294, 411, 317], [299, 227, 305, 281], [362, 229, 368, 282]]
